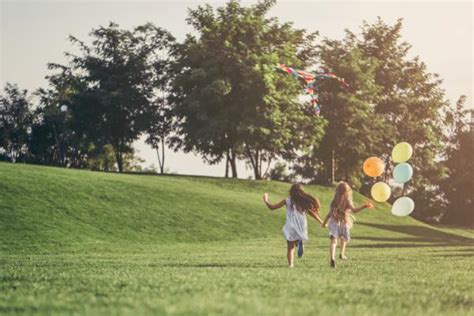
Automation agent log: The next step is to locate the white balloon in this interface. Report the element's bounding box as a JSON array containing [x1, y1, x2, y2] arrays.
[[60, 105, 68, 112], [391, 197, 415, 216]]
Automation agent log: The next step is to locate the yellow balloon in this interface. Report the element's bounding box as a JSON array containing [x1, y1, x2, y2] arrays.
[[392, 142, 413, 163], [371, 182, 391, 202]]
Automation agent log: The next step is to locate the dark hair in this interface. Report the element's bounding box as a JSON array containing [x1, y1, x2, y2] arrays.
[[289, 184, 320, 213]]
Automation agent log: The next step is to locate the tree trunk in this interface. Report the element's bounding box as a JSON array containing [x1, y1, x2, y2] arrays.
[[229, 149, 238, 178], [11, 147, 14, 163], [52, 122, 64, 167], [382, 155, 390, 182], [254, 150, 261, 180], [156, 148, 162, 174], [262, 154, 272, 179], [225, 150, 230, 178], [154, 138, 166, 174], [160, 138, 165, 174], [330, 149, 335, 185], [161, 138, 165, 174], [246, 147, 261, 180], [114, 141, 123, 173], [254, 166, 261, 180], [116, 153, 123, 173], [401, 185, 407, 196]]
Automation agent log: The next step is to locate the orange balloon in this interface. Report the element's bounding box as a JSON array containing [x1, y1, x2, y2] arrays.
[[363, 157, 385, 177]]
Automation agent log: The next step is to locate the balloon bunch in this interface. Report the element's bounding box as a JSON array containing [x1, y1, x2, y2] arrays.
[[362, 142, 415, 216], [391, 142, 414, 216]]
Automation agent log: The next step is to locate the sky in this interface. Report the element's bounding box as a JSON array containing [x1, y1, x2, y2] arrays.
[[1, 0, 472, 178]]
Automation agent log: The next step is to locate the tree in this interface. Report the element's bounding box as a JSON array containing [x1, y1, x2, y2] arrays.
[[27, 114, 58, 166], [356, 18, 450, 218], [440, 96, 473, 226], [317, 43, 383, 186], [0, 83, 33, 163], [146, 98, 171, 174], [33, 65, 88, 167], [145, 49, 175, 175], [169, 0, 326, 179], [295, 18, 452, 222], [53, 22, 174, 172], [268, 161, 295, 182], [293, 38, 383, 186], [86, 144, 118, 171]]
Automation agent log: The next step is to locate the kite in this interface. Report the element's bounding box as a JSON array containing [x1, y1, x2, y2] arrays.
[[275, 64, 349, 115]]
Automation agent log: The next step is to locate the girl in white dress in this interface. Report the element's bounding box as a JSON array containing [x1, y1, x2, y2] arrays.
[[263, 184, 324, 268]]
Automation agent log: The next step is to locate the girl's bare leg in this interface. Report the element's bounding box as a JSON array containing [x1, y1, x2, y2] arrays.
[[340, 238, 348, 259], [287, 241, 296, 267], [329, 237, 337, 261]]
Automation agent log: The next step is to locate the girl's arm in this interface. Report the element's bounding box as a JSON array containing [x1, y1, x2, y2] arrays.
[[351, 201, 374, 213], [308, 209, 324, 224], [262, 193, 286, 210], [321, 212, 331, 227]]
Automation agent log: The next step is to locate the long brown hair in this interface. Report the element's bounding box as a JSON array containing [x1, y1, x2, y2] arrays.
[[330, 181, 354, 223], [289, 184, 320, 213]]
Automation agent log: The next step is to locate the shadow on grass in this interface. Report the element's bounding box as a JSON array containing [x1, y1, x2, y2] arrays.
[[159, 262, 281, 269], [434, 253, 474, 258], [353, 222, 474, 249], [350, 242, 472, 249], [426, 248, 474, 253]]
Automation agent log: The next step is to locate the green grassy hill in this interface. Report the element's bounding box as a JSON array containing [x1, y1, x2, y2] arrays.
[[1, 162, 473, 315], [3, 162, 470, 251]]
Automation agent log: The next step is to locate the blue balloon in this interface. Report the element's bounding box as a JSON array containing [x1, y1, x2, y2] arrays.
[[393, 163, 413, 184]]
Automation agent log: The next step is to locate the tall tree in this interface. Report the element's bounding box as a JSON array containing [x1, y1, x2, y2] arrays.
[[145, 49, 175, 175], [316, 42, 383, 186], [33, 65, 88, 167], [357, 18, 450, 218], [0, 83, 33, 163], [295, 18, 452, 222], [53, 22, 174, 172], [293, 37, 383, 186], [440, 96, 473, 226], [169, 0, 325, 179], [146, 95, 172, 175]]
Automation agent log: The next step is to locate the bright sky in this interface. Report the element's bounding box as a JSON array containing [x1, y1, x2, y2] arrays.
[[1, 0, 472, 178]]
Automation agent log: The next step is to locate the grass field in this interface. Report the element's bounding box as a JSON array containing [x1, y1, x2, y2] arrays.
[[1, 162, 473, 315]]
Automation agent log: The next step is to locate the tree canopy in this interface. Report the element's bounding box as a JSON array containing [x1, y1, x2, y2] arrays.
[[54, 22, 175, 172], [169, 0, 326, 179], [0, 2, 470, 225]]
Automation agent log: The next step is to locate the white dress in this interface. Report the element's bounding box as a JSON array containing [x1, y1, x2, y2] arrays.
[[282, 198, 308, 242]]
